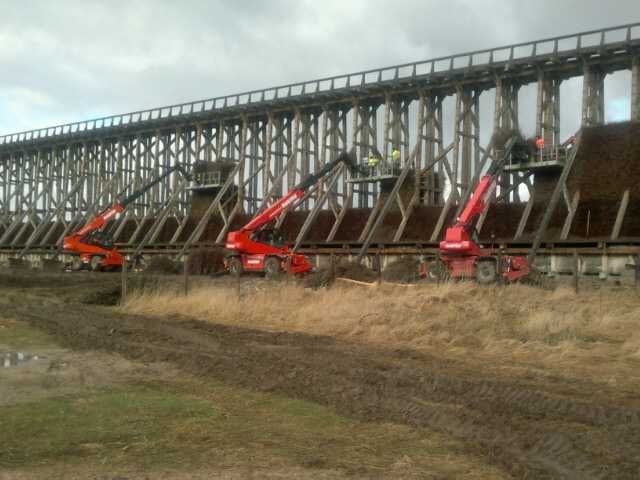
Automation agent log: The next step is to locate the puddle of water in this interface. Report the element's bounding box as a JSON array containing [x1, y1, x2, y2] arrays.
[[1, 352, 48, 368]]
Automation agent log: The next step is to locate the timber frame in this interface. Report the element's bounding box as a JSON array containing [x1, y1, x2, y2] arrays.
[[0, 23, 640, 262]]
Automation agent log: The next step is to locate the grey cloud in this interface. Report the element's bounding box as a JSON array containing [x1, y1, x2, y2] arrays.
[[0, 0, 639, 134]]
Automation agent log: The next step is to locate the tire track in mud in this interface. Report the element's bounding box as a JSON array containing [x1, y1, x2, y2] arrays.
[[5, 291, 640, 479]]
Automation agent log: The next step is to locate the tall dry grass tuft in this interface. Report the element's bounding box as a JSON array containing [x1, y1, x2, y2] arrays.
[[122, 280, 640, 383]]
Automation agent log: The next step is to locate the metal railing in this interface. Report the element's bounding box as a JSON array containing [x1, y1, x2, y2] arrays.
[[350, 161, 404, 181], [1, 22, 639, 147], [193, 171, 222, 187], [507, 144, 572, 168]]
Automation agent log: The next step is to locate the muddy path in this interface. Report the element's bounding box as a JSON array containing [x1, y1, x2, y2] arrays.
[[2, 274, 639, 479]]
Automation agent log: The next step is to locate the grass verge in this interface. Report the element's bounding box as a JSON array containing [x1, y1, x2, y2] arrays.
[[0, 379, 507, 479], [0, 317, 55, 349], [122, 281, 640, 387]]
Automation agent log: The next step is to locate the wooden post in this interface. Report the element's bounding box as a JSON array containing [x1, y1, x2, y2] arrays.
[[329, 254, 335, 281], [377, 253, 382, 285], [635, 254, 640, 289], [632, 56, 640, 121], [183, 253, 189, 296], [573, 251, 579, 294], [121, 257, 127, 303]]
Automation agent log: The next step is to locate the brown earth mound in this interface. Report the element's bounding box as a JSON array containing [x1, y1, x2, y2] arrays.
[[303, 260, 377, 288], [381, 257, 419, 283], [187, 247, 226, 275], [145, 256, 182, 274], [7, 258, 31, 271], [40, 258, 63, 272], [80, 284, 122, 306], [569, 121, 640, 202]]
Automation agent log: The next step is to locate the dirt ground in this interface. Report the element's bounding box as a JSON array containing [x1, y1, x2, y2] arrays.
[[1, 271, 640, 479]]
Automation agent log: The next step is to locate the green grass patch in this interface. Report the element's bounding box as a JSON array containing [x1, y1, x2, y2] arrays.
[[0, 319, 55, 349], [0, 386, 219, 469], [143, 380, 505, 477], [210, 391, 429, 470], [0, 379, 506, 478]]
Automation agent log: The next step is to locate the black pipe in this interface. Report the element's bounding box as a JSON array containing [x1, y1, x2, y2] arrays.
[[121, 164, 189, 207], [295, 151, 361, 191]]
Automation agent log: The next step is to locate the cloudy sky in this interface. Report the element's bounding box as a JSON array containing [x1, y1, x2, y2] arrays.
[[1, 0, 639, 138]]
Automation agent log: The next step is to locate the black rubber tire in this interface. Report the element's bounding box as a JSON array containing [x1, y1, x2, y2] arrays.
[[227, 257, 243, 277], [71, 257, 83, 271], [475, 261, 497, 284], [426, 260, 448, 283], [131, 255, 145, 272], [426, 262, 440, 282], [264, 257, 282, 279], [89, 256, 103, 272]]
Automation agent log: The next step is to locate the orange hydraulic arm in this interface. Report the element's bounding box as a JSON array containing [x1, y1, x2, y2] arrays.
[[237, 151, 356, 235], [454, 174, 497, 229], [73, 204, 124, 238], [225, 151, 359, 275], [437, 141, 531, 282], [63, 164, 189, 269]]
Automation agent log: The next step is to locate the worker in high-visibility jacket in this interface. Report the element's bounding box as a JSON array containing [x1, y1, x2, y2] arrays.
[[368, 153, 380, 176], [535, 135, 545, 161], [391, 148, 401, 173]]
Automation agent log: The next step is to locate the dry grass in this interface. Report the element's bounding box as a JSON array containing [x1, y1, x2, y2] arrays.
[[122, 281, 640, 385]]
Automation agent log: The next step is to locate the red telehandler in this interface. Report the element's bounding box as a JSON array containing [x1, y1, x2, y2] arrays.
[[427, 148, 531, 284], [63, 164, 188, 271], [225, 151, 359, 277]]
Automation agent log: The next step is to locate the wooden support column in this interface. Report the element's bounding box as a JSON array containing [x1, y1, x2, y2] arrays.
[[455, 86, 480, 194], [515, 194, 534, 239], [121, 257, 127, 303], [293, 164, 344, 250], [582, 62, 606, 126], [560, 189, 580, 240], [357, 140, 421, 262], [177, 162, 240, 259], [494, 77, 521, 202], [528, 143, 580, 263], [215, 117, 248, 243], [536, 70, 561, 149], [632, 57, 640, 121], [573, 250, 579, 294], [494, 77, 520, 131], [611, 189, 630, 240]]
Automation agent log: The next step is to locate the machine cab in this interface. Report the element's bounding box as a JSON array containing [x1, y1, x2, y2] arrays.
[[84, 230, 114, 249], [251, 228, 285, 248]]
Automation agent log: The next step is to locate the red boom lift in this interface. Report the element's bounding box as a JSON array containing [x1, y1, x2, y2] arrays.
[[225, 151, 358, 277], [63, 164, 188, 271], [430, 153, 531, 284]]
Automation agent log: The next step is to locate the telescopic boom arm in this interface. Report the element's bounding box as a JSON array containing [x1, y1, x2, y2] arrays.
[[73, 164, 188, 238], [455, 175, 497, 228], [452, 138, 514, 231], [240, 151, 356, 233]]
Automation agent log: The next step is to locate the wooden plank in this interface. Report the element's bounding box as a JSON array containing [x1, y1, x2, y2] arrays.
[[293, 165, 344, 250], [528, 141, 579, 263], [611, 189, 630, 240], [326, 189, 353, 242], [356, 140, 421, 261], [177, 163, 240, 259], [393, 189, 419, 242], [515, 193, 534, 239], [357, 195, 385, 242], [560, 189, 580, 240]]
